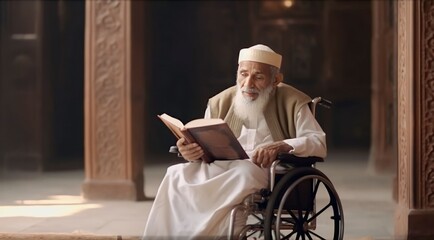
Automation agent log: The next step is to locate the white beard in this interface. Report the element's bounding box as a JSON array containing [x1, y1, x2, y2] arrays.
[[233, 84, 273, 127]]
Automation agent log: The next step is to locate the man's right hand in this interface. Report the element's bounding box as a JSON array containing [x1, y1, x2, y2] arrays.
[[176, 138, 204, 162]]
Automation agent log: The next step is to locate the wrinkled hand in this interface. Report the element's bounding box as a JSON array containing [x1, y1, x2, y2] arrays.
[[176, 138, 204, 162], [252, 141, 293, 168]]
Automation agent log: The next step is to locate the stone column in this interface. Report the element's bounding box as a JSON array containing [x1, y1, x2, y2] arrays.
[[396, 0, 434, 239], [82, 0, 145, 201]]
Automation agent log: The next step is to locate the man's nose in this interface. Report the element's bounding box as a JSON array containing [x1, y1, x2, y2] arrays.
[[244, 76, 254, 88]]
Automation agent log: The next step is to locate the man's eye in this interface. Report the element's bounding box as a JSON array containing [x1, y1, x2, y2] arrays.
[[255, 75, 265, 80], [240, 72, 248, 77]]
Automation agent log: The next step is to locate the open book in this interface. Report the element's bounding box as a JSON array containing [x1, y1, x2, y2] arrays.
[[158, 113, 249, 163]]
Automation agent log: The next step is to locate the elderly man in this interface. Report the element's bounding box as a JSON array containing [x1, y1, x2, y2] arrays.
[[142, 44, 326, 239]]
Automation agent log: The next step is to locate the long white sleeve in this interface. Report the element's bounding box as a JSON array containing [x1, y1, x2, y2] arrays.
[[283, 105, 327, 158]]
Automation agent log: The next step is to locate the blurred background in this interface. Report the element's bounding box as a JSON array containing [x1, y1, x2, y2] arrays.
[[0, 0, 393, 171]]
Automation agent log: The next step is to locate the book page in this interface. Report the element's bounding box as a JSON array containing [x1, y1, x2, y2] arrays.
[[185, 118, 224, 128], [158, 113, 185, 140], [159, 113, 184, 129]]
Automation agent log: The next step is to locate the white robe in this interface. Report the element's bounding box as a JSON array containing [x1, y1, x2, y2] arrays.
[[142, 105, 326, 239]]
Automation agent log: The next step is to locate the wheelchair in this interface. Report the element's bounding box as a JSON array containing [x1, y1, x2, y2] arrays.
[[227, 97, 344, 240], [170, 97, 344, 240]]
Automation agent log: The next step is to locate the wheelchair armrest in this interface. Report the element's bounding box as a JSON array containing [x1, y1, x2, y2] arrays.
[[169, 146, 184, 158], [169, 146, 179, 154], [276, 153, 324, 167]]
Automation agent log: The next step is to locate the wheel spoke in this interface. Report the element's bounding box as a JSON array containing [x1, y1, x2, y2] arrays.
[[301, 180, 320, 222], [285, 229, 297, 239], [312, 180, 321, 203], [303, 209, 310, 222], [281, 217, 296, 225], [307, 202, 332, 223], [307, 230, 326, 240], [281, 230, 296, 240], [251, 213, 264, 223], [295, 187, 304, 221], [311, 180, 321, 204], [286, 209, 299, 223]]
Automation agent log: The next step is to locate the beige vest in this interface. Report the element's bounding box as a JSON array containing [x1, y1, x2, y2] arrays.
[[207, 83, 311, 141]]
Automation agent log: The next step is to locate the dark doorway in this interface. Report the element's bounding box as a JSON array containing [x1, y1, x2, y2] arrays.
[[50, 0, 85, 170], [0, 0, 85, 171]]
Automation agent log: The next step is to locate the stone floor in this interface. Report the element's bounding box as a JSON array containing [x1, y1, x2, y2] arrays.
[[0, 148, 395, 239]]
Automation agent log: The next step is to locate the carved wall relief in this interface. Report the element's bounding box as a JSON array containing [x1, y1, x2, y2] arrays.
[[397, 0, 410, 208], [397, 0, 434, 210], [419, 0, 434, 208], [88, 0, 126, 179]]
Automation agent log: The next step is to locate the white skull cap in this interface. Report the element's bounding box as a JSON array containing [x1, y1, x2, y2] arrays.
[[238, 44, 282, 69]]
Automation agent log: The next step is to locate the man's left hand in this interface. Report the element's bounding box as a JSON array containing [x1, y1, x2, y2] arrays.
[[252, 141, 293, 168]]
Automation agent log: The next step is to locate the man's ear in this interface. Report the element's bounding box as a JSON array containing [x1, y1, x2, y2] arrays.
[[273, 73, 284, 87]]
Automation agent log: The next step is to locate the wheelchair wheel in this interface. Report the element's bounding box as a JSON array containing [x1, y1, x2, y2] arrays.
[[264, 167, 344, 240]]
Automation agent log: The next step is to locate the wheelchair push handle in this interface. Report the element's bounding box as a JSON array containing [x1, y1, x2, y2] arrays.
[[312, 97, 332, 109], [310, 97, 332, 117], [318, 97, 332, 109]]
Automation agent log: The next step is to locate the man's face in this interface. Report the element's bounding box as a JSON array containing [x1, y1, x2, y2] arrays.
[[236, 61, 274, 101]]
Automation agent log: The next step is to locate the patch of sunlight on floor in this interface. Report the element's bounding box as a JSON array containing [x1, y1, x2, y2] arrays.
[[13, 195, 85, 205], [0, 195, 102, 218]]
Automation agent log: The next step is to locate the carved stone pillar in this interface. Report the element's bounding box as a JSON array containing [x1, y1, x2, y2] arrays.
[[82, 0, 145, 200], [396, 0, 434, 239]]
